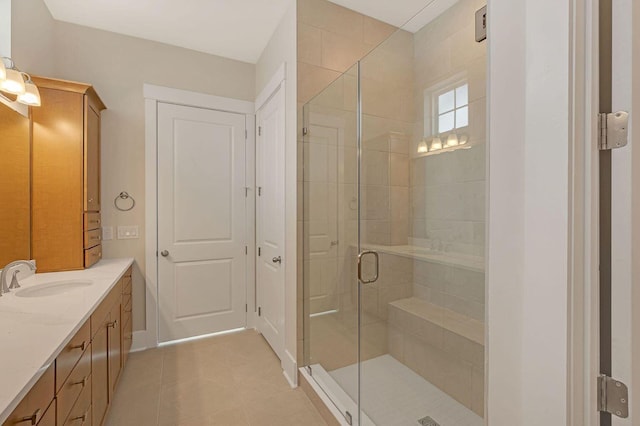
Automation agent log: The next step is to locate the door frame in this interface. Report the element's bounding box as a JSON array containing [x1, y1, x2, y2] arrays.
[[142, 84, 255, 349]]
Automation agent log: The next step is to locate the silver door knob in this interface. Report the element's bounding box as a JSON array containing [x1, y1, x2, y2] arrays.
[[272, 256, 282, 264], [161, 250, 169, 257]]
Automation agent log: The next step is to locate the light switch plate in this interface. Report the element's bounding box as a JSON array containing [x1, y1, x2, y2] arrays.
[[117, 225, 139, 240], [102, 226, 114, 241]]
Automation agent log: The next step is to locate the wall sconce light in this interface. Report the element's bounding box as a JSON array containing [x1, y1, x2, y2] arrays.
[[0, 57, 40, 106], [18, 74, 41, 106], [417, 140, 429, 153], [430, 136, 443, 151], [446, 133, 459, 147]]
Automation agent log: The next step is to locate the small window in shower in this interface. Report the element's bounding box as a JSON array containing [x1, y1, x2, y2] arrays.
[[424, 78, 469, 137], [435, 82, 468, 133]]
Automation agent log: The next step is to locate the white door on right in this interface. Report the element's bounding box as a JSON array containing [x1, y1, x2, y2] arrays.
[[256, 83, 286, 360]]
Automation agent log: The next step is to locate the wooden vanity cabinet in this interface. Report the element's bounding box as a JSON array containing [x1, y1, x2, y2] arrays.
[[31, 77, 106, 272], [5, 266, 134, 426], [2, 364, 55, 426]]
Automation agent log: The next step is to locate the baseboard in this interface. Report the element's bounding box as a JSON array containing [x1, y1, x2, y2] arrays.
[[282, 349, 298, 387], [131, 330, 152, 352]]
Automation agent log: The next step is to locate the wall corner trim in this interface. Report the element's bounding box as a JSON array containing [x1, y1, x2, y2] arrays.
[[255, 62, 287, 112]]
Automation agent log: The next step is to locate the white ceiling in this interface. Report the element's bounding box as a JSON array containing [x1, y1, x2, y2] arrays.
[[42, 0, 295, 64], [42, 0, 457, 64]]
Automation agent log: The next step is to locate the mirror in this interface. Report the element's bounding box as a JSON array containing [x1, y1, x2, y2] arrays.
[[0, 104, 31, 265]]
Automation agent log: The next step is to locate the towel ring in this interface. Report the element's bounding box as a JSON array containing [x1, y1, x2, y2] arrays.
[[114, 191, 135, 211]]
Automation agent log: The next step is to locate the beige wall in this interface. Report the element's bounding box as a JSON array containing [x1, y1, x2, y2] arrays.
[[10, 0, 56, 76], [254, 0, 299, 376], [10, 0, 256, 332]]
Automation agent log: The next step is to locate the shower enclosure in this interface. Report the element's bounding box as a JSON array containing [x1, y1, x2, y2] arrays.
[[302, 1, 487, 425]]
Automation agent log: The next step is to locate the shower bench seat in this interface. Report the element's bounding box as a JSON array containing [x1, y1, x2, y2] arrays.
[[387, 296, 484, 417]]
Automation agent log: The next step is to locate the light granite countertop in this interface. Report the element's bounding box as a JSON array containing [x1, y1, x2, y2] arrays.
[[0, 258, 134, 424]]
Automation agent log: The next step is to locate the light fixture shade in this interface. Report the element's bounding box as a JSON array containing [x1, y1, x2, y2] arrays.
[[447, 133, 459, 147], [18, 81, 41, 106], [0, 59, 6, 81], [430, 137, 443, 151], [417, 140, 428, 154], [1, 68, 26, 95]]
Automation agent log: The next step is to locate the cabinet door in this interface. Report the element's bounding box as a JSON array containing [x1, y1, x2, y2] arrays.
[[91, 315, 109, 426], [84, 102, 100, 212], [108, 301, 122, 396]]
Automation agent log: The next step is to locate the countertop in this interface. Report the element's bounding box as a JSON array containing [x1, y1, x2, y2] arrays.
[[0, 258, 134, 424]]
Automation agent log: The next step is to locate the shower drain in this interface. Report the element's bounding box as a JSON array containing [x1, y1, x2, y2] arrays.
[[417, 416, 440, 426]]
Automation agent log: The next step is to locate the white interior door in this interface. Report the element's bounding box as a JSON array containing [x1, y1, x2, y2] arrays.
[[256, 83, 286, 359], [157, 102, 247, 343]]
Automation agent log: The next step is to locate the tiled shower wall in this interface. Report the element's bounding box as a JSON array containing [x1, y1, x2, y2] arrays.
[[410, 0, 487, 257]]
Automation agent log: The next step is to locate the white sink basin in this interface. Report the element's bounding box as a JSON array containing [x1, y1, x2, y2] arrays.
[[15, 280, 94, 298]]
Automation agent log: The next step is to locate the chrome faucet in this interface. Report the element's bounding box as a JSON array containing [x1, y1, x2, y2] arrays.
[[0, 260, 37, 295]]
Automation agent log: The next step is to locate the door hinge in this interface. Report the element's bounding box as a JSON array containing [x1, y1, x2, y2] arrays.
[[597, 374, 629, 418], [258, 306, 261, 316], [475, 5, 487, 42], [245, 129, 248, 139], [306, 365, 312, 376], [245, 187, 249, 197], [303, 127, 308, 136], [258, 126, 262, 136], [599, 111, 629, 150], [245, 304, 248, 313], [258, 247, 261, 256], [245, 246, 248, 255]]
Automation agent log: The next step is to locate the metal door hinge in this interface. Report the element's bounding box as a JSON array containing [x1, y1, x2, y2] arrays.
[[245, 304, 248, 313], [258, 126, 262, 136], [258, 187, 262, 196], [599, 111, 629, 150], [245, 129, 248, 139], [475, 6, 487, 42], [597, 374, 629, 418], [303, 127, 308, 136], [258, 247, 261, 256], [258, 306, 261, 316], [245, 246, 248, 255]]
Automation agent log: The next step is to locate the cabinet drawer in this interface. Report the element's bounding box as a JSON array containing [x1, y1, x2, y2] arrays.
[[91, 282, 122, 338], [83, 213, 101, 231], [83, 229, 102, 249], [122, 316, 133, 366], [62, 374, 91, 426], [2, 364, 54, 426], [36, 402, 55, 426], [57, 346, 91, 426], [84, 245, 102, 268], [56, 320, 91, 393]]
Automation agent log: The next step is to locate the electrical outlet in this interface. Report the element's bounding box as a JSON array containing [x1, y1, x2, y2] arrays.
[[117, 225, 139, 240], [102, 226, 114, 241]]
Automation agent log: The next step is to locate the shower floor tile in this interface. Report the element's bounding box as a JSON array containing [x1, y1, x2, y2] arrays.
[[329, 355, 482, 426]]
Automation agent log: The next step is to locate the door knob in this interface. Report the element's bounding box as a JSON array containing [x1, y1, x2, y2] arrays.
[[161, 250, 169, 257], [272, 256, 282, 264]]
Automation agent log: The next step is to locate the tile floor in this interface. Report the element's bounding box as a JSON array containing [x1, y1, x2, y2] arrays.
[[105, 330, 327, 426]]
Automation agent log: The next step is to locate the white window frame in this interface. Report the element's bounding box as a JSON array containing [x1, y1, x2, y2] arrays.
[[423, 73, 469, 138]]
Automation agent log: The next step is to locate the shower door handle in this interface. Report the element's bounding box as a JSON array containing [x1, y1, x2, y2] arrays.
[[357, 250, 379, 284]]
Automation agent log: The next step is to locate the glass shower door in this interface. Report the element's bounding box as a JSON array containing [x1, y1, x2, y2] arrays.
[[357, 1, 487, 425], [303, 64, 361, 424]]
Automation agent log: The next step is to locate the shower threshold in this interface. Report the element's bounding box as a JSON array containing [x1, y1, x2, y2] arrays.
[[309, 355, 482, 426]]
